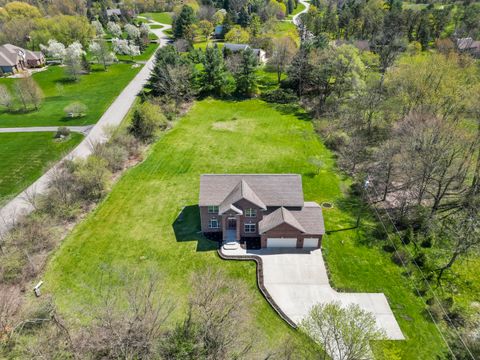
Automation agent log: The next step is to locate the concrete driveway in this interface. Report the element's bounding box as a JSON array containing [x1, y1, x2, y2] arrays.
[[222, 246, 404, 340]]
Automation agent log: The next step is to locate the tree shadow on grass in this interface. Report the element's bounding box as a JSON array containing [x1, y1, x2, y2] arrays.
[[172, 205, 218, 252], [267, 103, 311, 121]]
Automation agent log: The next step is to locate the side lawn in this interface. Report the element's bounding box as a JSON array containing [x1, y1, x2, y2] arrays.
[[44, 99, 445, 358], [140, 12, 173, 25], [0, 132, 83, 204], [0, 63, 142, 128]]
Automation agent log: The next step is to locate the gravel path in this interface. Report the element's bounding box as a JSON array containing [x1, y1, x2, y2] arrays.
[[0, 22, 171, 236]]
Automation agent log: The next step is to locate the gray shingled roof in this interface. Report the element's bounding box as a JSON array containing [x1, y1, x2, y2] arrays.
[[259, 202, 325, 235], [219, 179, 266, 214], [199, 174, 304, 207], [259, 207, 306, 233], [223, 43, 250, 51]]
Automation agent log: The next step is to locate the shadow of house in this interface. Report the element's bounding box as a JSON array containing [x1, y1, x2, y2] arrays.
[[172, 205, 218, 252]]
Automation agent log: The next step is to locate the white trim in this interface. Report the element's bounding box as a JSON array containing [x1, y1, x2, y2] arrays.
[[208, 218, 219, 229], [244, 223, 256, 233], [208, 205, 219, 214]]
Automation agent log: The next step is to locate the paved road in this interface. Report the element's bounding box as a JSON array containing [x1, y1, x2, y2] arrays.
[[0, 22, 171, 236], [0, 125, 93, 135], [292, 0, 310, 25], [221, 245, 404, 343]]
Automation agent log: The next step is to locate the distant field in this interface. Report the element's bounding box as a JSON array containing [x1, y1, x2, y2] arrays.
[[0, 132, 83, 204], [140, 12, 173, 25], [0, 63, 141, 127]]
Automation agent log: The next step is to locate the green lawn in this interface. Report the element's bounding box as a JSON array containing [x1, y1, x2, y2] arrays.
[[140, 12, 173, 25], [0, 63, 142, 128], [288, 1, 307, 19], [44, 99, 446, 358], [0, 132, 83, 204], [116, 42, 158, 62]]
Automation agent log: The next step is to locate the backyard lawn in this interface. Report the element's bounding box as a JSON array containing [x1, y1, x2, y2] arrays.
[[43, 98, 447, 358], [140, 11, 173, 25], [0, 63, 142, 128], [0, 132, 83, 204]]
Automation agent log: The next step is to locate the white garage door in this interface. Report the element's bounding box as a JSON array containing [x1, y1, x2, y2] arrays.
[[303, 238, 319, 248], [267, 238, 297, 248]]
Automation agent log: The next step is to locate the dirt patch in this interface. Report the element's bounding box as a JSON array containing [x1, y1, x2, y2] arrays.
[[212, 120, 238, 132]]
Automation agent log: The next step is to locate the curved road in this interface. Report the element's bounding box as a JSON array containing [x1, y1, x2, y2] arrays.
[[292, 0, 310, 25], [0, 22, 171, 236]]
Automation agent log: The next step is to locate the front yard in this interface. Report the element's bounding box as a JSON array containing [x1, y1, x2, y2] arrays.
[[43, 99, 446, 358]]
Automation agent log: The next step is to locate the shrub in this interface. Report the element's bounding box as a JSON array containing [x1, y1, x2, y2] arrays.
[[421, 235, 434, 248], [93, 142, 128, 172], [73, 156, 111, 201], [391, 249, 410, 266], [0, 251, 27, 284], [402, 227, 414, 245], [261, 88, 297, 104], [324, 131, 349, 151], [412, 252, 427, 268], [55, 126, 71, 138], [128, 101, 167, 142], [64, 101, 87, 118]]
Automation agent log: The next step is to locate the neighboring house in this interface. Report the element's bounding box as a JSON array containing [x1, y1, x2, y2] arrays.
[[199, 174, 325, 248], [223, 43, 267, 63], [106, 8, 122, 17], [456, 37, 480, 58], [214, 25, 224, 39], [0, 44, 45, 74]]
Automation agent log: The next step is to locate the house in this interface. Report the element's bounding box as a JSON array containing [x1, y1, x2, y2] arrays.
[[223, 43, 267, 63], [0, 44, 45, 74], [199, 174, 325, 248], [456, 37, 480, 58], [106, 8, 122, 17]]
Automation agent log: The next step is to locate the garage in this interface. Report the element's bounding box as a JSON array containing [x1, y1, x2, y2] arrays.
[[303, 238, 319, 248], [267, 238, 297, 248]]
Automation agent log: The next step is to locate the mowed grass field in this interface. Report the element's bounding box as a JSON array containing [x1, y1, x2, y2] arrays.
[[0, 132, 82, 204], [44, 99, 446, 358], [0, 63, 141, 128], [140, 12, 173, 25]]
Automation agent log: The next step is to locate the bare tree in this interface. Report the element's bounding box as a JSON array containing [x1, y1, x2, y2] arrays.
[[0, 287, 20, 339], [79, 271, 173, 359], [189, 268, 256, 359], [436, 207, 480, 283], [0, 84, 14, 111], [269, 36, 297, 83], [300, 301, 385, 360], [14, 75, 44, 111]]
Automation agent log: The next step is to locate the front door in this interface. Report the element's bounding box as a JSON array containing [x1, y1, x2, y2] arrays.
[[227, 217, 236, 229]]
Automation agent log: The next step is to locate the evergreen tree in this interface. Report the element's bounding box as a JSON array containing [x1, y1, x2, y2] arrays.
[[234, 48, 258, 97], [174, 5, 195, 39], [287, 0, 295, 15], [200, 46, 234, 97]]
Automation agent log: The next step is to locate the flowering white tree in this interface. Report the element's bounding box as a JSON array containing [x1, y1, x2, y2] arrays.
[[92, 20, 105, 37], [40, 39, 66, 61], [64, 41, 85, 80], [124, 24, 140, 40], [89, 40, 117, 70], [107, 21, 122, 37], [112, 38, 140, 59]]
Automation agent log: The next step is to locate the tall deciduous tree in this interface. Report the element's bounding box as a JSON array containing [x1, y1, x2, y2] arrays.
[[269, 36, 297, 83], [14, 75, 44, 111], [89, 40, 117, 70], [301, 301, 385, 360]]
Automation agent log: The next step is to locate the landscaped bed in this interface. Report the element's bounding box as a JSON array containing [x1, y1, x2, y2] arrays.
[[43, 99, 446, 358], [0, 132, 83, 204]]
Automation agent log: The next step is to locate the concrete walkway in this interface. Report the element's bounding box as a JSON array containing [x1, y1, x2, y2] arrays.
[[220, 244, 404, 340], [0, 22, 171, 236], [0, 125, 94, 135]]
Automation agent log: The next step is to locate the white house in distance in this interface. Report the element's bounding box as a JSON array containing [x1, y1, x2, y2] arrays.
[[223, 43, 267, 64]]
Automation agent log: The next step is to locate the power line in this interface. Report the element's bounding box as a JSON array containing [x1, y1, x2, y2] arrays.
[[366, 183, 475, 359]]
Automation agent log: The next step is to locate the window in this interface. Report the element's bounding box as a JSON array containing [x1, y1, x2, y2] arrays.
[[245, 208, 257, 217], [208, 218, 219, 229], [244, 223, 256, 233], [208, 206, 219, 214]]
